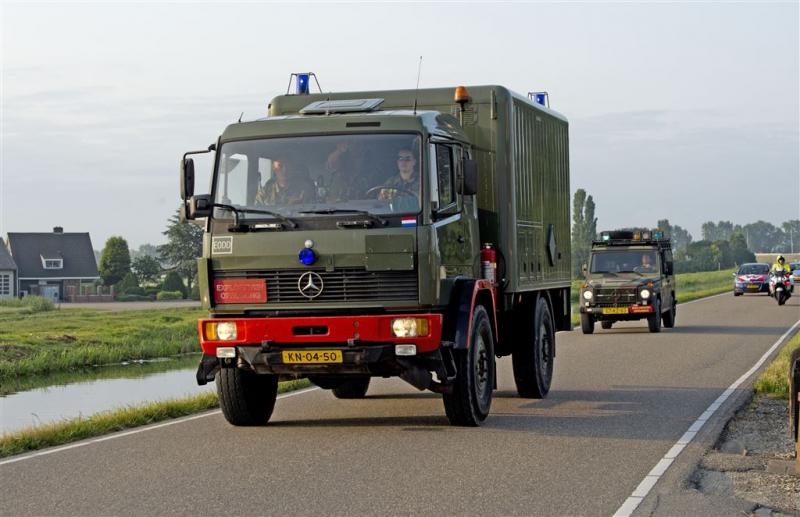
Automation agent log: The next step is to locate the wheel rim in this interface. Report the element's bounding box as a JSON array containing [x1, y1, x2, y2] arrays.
[[473, 332, 490, 406], [538, 321, 552, 380]]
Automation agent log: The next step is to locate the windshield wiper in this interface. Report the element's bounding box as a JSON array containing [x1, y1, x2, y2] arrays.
[[299, 209, 387, 226], [213, 203, 297, 229]]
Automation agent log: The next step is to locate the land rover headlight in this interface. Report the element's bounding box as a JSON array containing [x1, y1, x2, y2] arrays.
[[391, 318, 429, 338], [205, 321, 238, 341], [583, 290, 593, 300], [640, 289, 651, 300]]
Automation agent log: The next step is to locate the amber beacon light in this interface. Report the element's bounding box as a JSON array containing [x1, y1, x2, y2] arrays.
[[454, 86, 470, 106]]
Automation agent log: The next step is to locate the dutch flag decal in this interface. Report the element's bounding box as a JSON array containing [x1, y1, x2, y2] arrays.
[[401, 217, 417, 227]]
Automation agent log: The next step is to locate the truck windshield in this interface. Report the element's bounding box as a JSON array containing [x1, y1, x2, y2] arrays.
[[591, 250, 659, 274], [213, 133, 422, 220]]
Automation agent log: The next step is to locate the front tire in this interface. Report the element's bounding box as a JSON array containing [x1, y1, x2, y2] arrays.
[[443, 305, 495, 426], [662, 298, 676, 328], [647, 299, 662, 333], [332, 377, 371, 399], [217, 367, 279, 426], [580, 313, 594, 334], [512, 297, 556, 399]]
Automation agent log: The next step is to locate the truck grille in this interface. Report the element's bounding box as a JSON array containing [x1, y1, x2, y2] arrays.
[[594, 287, 638, 305], [214, 268, 418, 303]]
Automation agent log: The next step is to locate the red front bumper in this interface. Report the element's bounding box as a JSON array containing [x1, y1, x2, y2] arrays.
[[198, 314, 444, 355]]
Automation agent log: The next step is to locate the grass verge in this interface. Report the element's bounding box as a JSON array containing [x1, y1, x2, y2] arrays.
[[0, 307, 205, 380], [754, 331, 800, 399], [0, 379, 311, 458]]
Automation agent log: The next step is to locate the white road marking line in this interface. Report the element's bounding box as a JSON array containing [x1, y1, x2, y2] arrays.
[[678, 291, 728, 306], [612, 318, 800, 517], [0, 386, 320, 467]]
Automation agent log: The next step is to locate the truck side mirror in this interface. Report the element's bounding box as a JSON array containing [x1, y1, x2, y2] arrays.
[[459, 159, 478, 196], [181, 158, 195, 201], [188, 194, 211, 220], [582, 263, 588, 275]]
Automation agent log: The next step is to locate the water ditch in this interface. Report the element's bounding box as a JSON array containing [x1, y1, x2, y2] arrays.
[[1, 355, 214, 435]]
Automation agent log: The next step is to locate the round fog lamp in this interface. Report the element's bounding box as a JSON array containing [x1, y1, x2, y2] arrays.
[[640, 289, 651, 300], [583, 290, 593, 300], [392, 318, 418, 338], [216, 322, 237, 341]]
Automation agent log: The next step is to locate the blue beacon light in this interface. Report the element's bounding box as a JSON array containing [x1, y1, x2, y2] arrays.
[[299, 240, 316, 265], [296, 74, 310, 95]]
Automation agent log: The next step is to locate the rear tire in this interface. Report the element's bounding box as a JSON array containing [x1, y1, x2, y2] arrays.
[[580, 313, 594, 334], [443, 305, 495, 426], [512, 297, 556, 399], [332, 377, 371, 399], [647, 299, 662, 333], [600, 321, 613, 330], [734, 292, 742, 297], [662, 298, 676, 328], [217, 367, 279, 426]]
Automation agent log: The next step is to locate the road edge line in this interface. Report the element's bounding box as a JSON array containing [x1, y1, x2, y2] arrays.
[[0, 386, 320, 467], [612, 317, 800, 517]]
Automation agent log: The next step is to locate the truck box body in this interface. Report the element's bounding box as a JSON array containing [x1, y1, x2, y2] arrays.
[[269, 86, 571, 294]]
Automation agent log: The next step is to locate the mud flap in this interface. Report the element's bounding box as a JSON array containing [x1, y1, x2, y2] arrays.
[[196, 354, 220, 386]]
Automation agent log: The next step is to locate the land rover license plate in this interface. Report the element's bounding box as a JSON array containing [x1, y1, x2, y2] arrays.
[[602, 307, 629, 315], [282, 350, 343, 364]]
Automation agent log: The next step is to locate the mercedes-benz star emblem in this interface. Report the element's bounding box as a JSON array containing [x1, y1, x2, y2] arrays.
[[297, 272, 324, 299]]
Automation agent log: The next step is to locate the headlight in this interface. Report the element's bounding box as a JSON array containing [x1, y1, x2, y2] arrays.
[[583, 290, 593, 300], [391, 318, 429, 338], [205, 321, 238, 341], [640, 289, 651, 299]]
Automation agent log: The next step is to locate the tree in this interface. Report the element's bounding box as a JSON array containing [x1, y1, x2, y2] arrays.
[[130, 243, 160, 260], [132, 255, 162, 285], [730, 230, 755, 265], [163, 271, 188, 298], [158, 208, 203, 292], [657, 219, 693, 253], [701, 221, 734, 242], [741, 220, 783, 252], [571, 189, 597, 277], [118, 272, 141, 295], [98, 236, 132, 286], [781, 219, 800, 253]]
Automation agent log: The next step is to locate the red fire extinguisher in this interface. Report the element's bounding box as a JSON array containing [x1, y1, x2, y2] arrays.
[[480, 243, 497, 284]]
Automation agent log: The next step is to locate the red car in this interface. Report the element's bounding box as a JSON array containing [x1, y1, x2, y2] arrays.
[[733, 263, 770, 296]]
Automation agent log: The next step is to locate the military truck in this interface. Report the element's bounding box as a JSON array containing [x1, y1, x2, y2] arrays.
[[180, 80, 571, 427], [579, 230, 676, 334]]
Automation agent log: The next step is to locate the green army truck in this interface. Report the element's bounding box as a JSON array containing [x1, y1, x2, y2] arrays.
[[180, 81, 571, 426], [579, 230, 676, 334]]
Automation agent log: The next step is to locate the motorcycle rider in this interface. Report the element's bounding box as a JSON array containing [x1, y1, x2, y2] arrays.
[[772, 255, 792, 274]]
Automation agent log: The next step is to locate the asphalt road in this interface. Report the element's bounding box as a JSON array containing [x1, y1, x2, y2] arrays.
[[2, 292, 799, 516]]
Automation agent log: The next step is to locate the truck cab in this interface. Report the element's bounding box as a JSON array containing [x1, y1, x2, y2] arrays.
[[180, 84, 571, 427], [579, 230, 676, 334]]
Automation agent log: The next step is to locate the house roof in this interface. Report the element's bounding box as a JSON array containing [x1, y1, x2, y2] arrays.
[[7, 232, 99, 278], [0, 238, 17, 271]]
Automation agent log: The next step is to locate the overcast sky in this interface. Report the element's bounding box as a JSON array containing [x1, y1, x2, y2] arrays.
[[2, 1, 798, 249]]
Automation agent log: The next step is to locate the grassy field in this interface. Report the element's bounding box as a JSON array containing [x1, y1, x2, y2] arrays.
[[0, 379, 311, 458], [754, 331, 800, 399], [0, 307, 205, 380]]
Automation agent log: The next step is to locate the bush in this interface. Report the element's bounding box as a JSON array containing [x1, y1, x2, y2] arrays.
[[0, 295, 55, 313], [162, 272, 187, 299], [156, 291, 183, 301], [116, 294, 153, 302], [117, 273, 141, 295]]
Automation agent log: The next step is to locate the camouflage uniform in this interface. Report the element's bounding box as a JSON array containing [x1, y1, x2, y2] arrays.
[[255, 177, 315, 206], [377, 174, 420, 202], [324, 170, 369, 203]]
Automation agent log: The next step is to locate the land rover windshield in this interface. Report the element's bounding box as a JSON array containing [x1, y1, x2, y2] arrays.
[[591, 250, 660, 274], [212, 133, 422, 222]]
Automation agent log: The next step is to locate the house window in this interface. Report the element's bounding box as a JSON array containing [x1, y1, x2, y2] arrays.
[[0, 273, 10, 296], [42, 258, 63, 269]]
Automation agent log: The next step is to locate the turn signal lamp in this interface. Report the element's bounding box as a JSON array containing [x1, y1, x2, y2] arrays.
[[633, 232, 642, 241], [454, 86, 470, 105], [205, 321, 238, 341], [391, 318, 429, 338]]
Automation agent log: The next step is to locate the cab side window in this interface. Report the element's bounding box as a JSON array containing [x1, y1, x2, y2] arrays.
[[435, 145, 455, 208]]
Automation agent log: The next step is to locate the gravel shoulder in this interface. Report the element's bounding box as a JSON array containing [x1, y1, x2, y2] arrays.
[[691, 395, 799, 515]]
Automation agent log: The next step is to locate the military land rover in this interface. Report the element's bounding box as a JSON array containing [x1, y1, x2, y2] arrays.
[[579, 230, 676, 334], [180, 77, 571, 427]]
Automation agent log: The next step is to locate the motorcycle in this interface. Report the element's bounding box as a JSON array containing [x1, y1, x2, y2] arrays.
[[768, 269, 793, 306]]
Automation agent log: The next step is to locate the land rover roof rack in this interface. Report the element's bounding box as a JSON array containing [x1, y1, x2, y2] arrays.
[[592, 230, 671, 248]]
